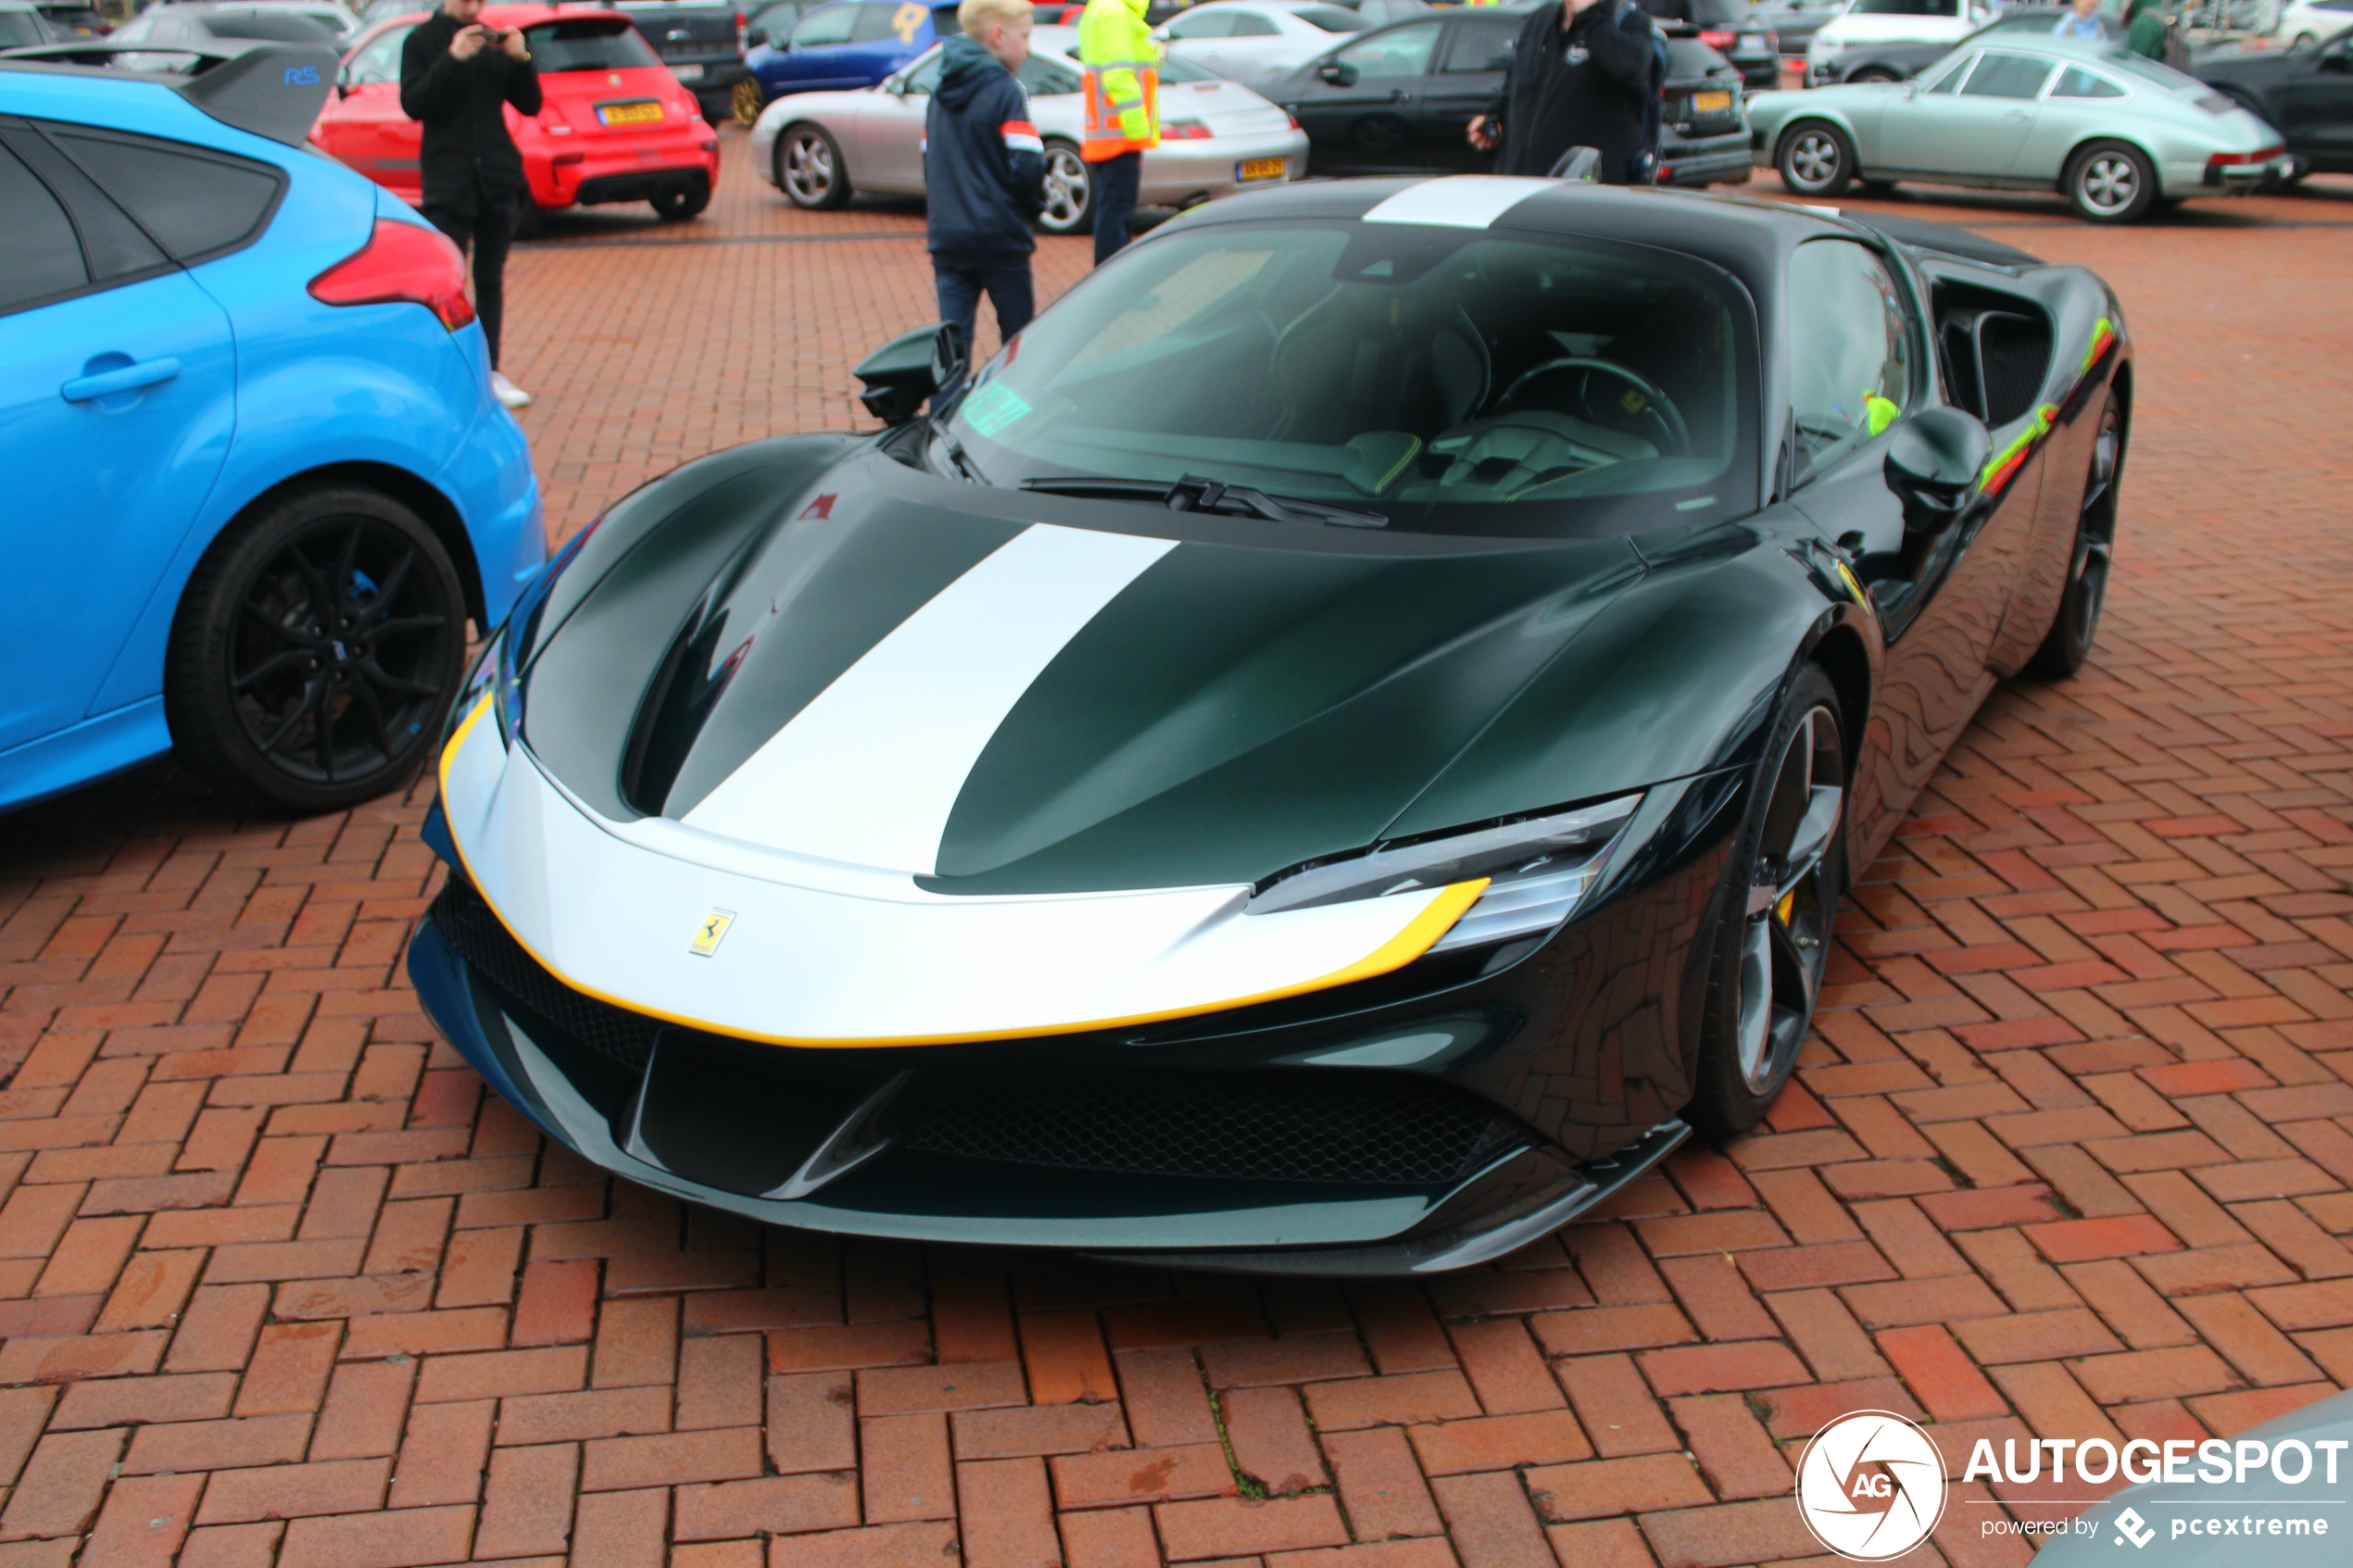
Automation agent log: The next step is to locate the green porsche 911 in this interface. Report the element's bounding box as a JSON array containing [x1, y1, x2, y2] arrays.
[[410, 176, 2130, 1273]]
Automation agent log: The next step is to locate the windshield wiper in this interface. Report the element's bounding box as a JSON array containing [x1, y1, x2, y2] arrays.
[[1018, 472, 1387, 529]]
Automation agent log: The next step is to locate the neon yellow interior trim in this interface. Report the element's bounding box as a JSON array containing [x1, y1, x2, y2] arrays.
[[433, 709, 1491, 1048]]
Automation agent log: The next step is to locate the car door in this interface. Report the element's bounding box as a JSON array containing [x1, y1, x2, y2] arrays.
[[0, 130, 237, 754], [2284, 31, 2353, 165], [856, 44, 940, 191], [1289, 18, 1441, 172], [1876, 49, 2052, 173], [1425, 13, 1515, 171], [321, 22, 422, 199], [1782, 238, 2038, 844], [773, 2, 862, 93]]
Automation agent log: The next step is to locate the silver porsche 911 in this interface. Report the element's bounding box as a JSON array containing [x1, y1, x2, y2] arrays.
[[749, 24, 1308, 235], [1747, 35, 2295, 222]]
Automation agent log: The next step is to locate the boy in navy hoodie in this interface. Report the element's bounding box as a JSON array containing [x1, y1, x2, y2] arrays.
[[927, 0, 1046, 403]]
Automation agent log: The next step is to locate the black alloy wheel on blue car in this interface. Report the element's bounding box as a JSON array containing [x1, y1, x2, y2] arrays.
[[166, 485, 466, 813]]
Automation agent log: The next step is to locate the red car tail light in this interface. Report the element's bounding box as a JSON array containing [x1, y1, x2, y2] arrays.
[[308, 219, 476, 332], [735, 8, 747, 52], [2208, 146, 2282, 166], [1699, 27, 1735, 47]]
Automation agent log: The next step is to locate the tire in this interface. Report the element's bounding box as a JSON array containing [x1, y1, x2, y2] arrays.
[[2065, 140, 2157, 223], [164, 485, 467, 815], [1776, 119, 1854, 197], [774, 122, 850, 209], [1847, 65, 1899, 83], [2028, 395, 2122, 679], [1857, 178, 1898, 196], [1037, 141, 1092, 235], [650, 179, 711, 220], [731, 76, 764, 127], [1687, 665, 1847, 1139]]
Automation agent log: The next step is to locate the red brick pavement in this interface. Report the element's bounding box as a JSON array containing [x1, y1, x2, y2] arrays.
[[2, 138, 2350, 1565]]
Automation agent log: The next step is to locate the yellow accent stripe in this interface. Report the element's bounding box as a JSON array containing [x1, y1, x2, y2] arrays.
[[433, 719, 1490, 1048]]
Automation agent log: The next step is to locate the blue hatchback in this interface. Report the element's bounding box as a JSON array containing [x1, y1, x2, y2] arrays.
[[0, 42, 543, 815], [742, 0, 958, 109]]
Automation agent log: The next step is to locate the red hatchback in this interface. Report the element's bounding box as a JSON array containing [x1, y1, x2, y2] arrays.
[[313, 3, 721, 223]]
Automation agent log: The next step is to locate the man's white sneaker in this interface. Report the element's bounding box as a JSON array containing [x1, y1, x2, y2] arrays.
[[491, 372, 534, 409]]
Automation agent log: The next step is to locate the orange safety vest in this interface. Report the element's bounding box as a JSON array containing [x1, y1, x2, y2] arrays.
[[1081, 62, 1160, 160]]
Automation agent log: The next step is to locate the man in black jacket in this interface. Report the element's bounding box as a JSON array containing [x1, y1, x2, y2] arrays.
[[401, 0, 541, 408], [925, 0, 1046, 407], [1466, 0, 1658, 185]]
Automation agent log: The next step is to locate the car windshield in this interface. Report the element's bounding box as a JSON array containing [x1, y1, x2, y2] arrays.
[[0, 11, 45, 43], [199, 10, 341, 41], [946, 220, 1757, 539], [1849, 0, 1958, 14], [527, 19, 663, 69], [1296, 6, 1366, 29]]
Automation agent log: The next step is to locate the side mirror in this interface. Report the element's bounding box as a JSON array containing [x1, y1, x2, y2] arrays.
[[1317, 58, 1357, 85], [853, 320, 965, 424], [1883, 405, 1990, 533]]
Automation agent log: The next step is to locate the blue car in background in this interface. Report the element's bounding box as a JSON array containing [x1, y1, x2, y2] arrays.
[[740, 0, 959, 115], [0, 40, 543, 816]]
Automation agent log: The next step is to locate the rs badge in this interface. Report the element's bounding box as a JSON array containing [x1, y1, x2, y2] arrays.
[[689, 909, 736, 958]]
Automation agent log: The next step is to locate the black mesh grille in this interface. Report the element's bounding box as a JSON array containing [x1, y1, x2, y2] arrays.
[[904, 1072, 1516, 1187], [429, 874, 661, 1073]]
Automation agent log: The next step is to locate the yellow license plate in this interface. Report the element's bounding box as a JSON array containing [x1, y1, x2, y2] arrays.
[[1692, 91, 1732, 112], [598, 101, 664, 126], [1236, 157, 1286, 182]]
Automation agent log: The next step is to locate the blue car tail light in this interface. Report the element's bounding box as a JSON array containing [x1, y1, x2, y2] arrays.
[[308, 219, 477, 332]]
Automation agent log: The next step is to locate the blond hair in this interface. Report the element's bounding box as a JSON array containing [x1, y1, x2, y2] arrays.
[[958, 0, 1032, 41]]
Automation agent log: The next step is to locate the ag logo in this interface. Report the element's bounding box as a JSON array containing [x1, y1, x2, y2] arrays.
[[688, 909, 736, 957], [1794, 1411, 1946, 1562]]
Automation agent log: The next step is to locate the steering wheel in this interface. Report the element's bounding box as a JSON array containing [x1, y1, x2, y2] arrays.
[[1497, 357, 1691, 456]]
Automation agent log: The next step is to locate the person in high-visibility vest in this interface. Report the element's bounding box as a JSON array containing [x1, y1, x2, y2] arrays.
[[1077, 0, 1158, 265]]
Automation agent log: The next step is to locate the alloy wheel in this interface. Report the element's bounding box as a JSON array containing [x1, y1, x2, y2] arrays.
[[1785, 129, 1841, 192], [1733, 704, 1844, 1096], [2064, 401, 2120, 642], [1039, 146, 1090, 232], [731, 77, 763, 127], [2077, 152, 2139, 216], [227, 517, 455, 790], [782, 128, 837, 206]]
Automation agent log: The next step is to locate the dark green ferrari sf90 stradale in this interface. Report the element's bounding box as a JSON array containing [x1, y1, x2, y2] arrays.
[[410, 177, 2129, 1273]]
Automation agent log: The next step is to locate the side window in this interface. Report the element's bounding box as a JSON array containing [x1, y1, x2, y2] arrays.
[[1959, 51, 2054, 98], [1787, 239, 1911, 474], [345, 24, 411, 84], [0, 144, 87, 316], [47, 126, 285, 264], [850, 4, 900, 42], [0, 127, 166, 284], [1228, 13, 1280, 36], [1442, 19, 1516, 73], [1165, 9, 1232, 36], [1920, 51, 1972, 94], [2050, 65, 2124, 98], [900, 46, 945, 93], [788, 5, 858, 46], [1337, 19, 1440, 77], [1017, 53, 1081, 94]]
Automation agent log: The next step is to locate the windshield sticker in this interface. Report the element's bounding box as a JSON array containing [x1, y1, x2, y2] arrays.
[[962, 382, 1032, 438]]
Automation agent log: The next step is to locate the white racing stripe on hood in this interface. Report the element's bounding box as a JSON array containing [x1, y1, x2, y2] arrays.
[[1360, 176, 1556, 230], [681, 522, 1177, 873]]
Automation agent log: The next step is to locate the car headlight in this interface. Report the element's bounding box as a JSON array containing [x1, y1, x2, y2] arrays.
[[1248, 794, 1642, 952]]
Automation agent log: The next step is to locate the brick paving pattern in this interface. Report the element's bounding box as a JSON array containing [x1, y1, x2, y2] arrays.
[[2, 135, 2350, 1565]]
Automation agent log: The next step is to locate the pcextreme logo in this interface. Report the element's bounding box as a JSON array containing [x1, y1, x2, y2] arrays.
[[1794, 1411, 1947, 1562]]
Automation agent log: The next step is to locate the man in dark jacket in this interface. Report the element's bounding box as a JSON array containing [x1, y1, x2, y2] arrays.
[[401, 0, 540, 408], [1467, 0, 1658, 185], [925, 0, 1046, 405]]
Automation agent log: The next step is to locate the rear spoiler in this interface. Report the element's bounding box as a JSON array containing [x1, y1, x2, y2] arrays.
[[0, 40, 338, 145]]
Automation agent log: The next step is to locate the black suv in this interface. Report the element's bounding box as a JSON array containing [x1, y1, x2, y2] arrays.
[[614, 0, 749, 124]]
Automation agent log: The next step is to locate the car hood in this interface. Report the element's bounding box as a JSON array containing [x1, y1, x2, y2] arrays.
[[517, 451, 1655, 897]]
